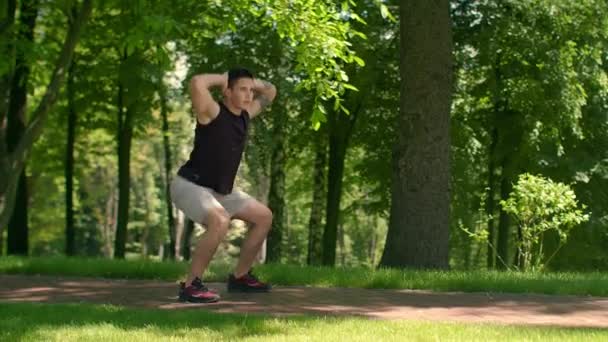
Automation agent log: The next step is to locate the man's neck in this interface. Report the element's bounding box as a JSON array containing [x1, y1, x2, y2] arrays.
[[222, 100, 242, 116]]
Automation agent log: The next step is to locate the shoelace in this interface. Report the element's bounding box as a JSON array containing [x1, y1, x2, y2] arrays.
[[244, 270, 262, 283], [191, 278, 209, 291]]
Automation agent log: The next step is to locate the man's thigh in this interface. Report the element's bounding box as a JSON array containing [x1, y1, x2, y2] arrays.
[[219, 190, 255, 219], [170, 176, 223, 224]]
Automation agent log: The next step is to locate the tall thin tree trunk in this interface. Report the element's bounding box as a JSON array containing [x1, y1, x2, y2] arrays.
[[114, 56, 134, 258], [307, 134, 327, 265], [103, 186, 117, 258], [380, 0, 452, 269], [267, 111, 286, 262], [7, 172, 27, 255], [0, 2, 17, 244], [0, 0, 17, 119], [159, 72, 175, 259], [0, 0, 92, 233], [174, 209, 184, 260], [486, 57, 503, 269], [496, 169, 512, 269], [485, 127, 498, 268], [182, 218, 195, 261], [65, 54, 77, 256], [6, 0, 38, 255], [338, 223, 345, 266], [322, 113, 350, 266], [369, 216, 378, 266]]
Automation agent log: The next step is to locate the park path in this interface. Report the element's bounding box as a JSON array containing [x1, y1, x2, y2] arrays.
[[1, 274, 607, 328]]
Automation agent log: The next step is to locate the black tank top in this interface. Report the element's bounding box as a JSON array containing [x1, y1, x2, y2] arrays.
[[177, 102, 250, 194]]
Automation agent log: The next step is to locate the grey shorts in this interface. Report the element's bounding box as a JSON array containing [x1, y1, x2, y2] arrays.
[[170, 175, 253, 224]]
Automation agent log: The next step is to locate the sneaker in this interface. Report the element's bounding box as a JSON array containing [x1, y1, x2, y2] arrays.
[[227, 269, 272, 293], [178, 277, 220, 303]]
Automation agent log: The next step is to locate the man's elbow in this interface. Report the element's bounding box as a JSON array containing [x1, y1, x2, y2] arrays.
[[190, 75, 207, 90], [268, 85, 277, 102]]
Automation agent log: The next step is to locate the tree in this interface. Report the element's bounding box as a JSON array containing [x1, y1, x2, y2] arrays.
[[451, 0, 608, 269], [500, 173, 590, 271], [65, 4, 79, 256], [380, 0, 453, 269], [0, 0, 93, 237], [6, 0, 39, 255]]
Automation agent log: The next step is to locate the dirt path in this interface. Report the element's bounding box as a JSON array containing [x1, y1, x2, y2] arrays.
[[2, 274, 607, 328]]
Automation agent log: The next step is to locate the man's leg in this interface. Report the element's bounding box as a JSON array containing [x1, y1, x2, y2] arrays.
[[232, 199, 273, 278], [185, 207, 230, 286]]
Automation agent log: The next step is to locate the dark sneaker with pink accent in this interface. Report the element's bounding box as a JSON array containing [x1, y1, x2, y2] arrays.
[[227, 269, 272, 292], [178, 277, 220, 303]]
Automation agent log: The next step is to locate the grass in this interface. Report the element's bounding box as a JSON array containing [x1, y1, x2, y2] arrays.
[[1, 302, 607, 341], [2, 256, 608, 297]]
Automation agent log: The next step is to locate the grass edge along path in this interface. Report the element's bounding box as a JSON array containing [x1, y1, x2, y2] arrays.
[[1, 256, 608, 297], [1, 302, 608, 342]]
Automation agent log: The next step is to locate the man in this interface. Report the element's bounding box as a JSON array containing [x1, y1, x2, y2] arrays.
[[171, 68, 277, 303]]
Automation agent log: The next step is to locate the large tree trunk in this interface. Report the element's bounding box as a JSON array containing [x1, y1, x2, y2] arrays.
[[114, 70, 134, 259], [307, 134, 326, 265], [380, 0, 453, 269], [6, 0, 39, 255], [65, 54, 77, 256], [266, 110, 287, 262], [159, 72, 176, 259], [0, 0, 92, 233]]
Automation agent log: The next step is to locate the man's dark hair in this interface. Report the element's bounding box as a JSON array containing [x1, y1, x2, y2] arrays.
[[228, 68, 254, 88]]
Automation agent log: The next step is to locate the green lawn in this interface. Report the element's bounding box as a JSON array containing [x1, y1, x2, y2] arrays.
[[2, 256, 608, 296], [1, 302, 606, 342]]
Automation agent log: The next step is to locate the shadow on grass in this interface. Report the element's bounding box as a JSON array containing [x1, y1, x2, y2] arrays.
[[0, 302, 321, 341], [2, 302, 608, 342]]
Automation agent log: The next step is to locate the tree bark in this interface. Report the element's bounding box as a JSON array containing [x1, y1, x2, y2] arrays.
[[496, 168, 512, 269], [182, 218, 195, 261], [266, 110, 287, 262], [0, 0, 17, 121], [307, 134, 327, 265], [65, 53, 77, 256], [485, 127, 498, 268], [322, 115, 347, 266], [322, 105, 360, 266], [0, 0, 92, 233], [6, 0, 39, 255], [380, 0, 453, 269], [114, 66, 134, 258], [159, 71, 176, 259], [7, 172, 27, 255]]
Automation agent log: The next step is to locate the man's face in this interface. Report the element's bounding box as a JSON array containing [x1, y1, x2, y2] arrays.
[[226, 77, 254, 110]]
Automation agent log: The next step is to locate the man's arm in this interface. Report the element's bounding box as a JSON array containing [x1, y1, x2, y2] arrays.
[[248, 79, 277, 118], [190, 73, 226, 124]]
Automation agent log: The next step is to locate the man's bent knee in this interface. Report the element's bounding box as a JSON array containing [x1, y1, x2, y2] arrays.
[[206, 207, 230, 235], [259, 206, 273, 229]]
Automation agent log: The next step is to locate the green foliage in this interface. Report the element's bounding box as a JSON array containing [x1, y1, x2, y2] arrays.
[[4, 0, 607, 273], [450, 0, 608, 270], [250, 0, 366, 128], [5, 256, 608, 297], [500, 173, 590, 271]]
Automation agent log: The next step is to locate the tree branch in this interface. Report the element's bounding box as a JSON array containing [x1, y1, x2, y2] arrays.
[[10, 0, 92, 173]]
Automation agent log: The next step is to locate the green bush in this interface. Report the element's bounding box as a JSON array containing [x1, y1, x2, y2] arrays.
[[500, 173, 590, 271]]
